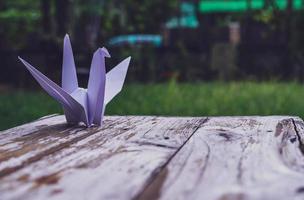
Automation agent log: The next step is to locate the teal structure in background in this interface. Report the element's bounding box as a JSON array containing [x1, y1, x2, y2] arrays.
[[166, 2, 199, 29], [199, 0, 303, 13], [108, 35, 162, 47]]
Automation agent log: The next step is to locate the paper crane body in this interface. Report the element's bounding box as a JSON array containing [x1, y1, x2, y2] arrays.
[[19, 35, 131, 127]]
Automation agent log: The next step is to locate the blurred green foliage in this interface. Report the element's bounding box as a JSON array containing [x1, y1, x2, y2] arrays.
[[0, 0, 179, 49], [0, 0, 41, 49], [1, 81, 304, 131]]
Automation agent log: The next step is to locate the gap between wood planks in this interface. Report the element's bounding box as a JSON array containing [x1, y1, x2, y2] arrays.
[[291, 118, 304, 155], [134, 117, 209, 200]]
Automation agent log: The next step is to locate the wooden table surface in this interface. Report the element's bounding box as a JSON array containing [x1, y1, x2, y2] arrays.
[[1, 115, 304, 200]]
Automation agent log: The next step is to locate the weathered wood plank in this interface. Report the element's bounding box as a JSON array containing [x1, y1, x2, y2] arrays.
[[138, 116, 304, 200], [2, 115, 304, 200], [0, 115, 134, 176], [0, 114, 63, 144], [0, 115, 206, 200]]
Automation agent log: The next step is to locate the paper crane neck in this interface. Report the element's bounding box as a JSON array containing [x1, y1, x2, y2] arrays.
[[19, 34, 131, 127]]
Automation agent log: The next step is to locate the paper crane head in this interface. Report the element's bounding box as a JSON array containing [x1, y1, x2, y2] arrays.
[[18, 34, 131, 127]]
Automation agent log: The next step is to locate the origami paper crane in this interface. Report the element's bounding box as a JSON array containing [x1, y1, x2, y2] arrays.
[[18, 34, 131, 127]]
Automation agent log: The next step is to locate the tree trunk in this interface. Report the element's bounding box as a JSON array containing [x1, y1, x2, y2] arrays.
[[55, 0, 71, 37], [41, 0, 52, 34]]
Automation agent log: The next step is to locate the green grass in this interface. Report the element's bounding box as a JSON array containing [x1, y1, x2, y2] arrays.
[[1, 81, 304, 131]]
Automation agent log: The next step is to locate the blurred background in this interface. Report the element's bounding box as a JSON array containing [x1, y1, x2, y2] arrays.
[[1, 0, 304, 130]]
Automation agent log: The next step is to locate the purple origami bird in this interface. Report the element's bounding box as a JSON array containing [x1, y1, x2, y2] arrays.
[[18, 34, 131, 127]]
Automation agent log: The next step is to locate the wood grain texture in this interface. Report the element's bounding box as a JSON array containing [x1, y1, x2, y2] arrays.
[[138, 116, 304, 200], [0, 115, 206, 200], [1, 115, 304, 200]]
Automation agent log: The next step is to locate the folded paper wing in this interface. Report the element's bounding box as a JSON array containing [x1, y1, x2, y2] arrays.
[[62, 35, 78, 94], [61, 35, 87, 124], [104, 57, 131, 105], [18, 57, 89, 126]]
